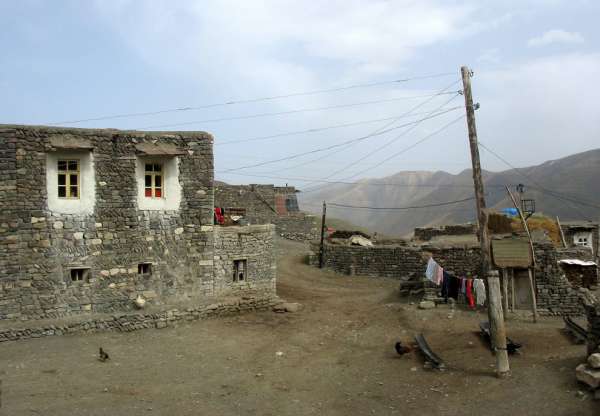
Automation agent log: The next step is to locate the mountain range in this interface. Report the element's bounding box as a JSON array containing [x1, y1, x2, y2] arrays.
[[298, 148, 600, 236]]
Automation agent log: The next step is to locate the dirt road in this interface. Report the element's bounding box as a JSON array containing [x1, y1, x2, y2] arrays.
[[0, 239, 597, 415]]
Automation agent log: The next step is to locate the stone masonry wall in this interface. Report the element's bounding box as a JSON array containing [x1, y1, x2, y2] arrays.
[[0, 294, 280, 343], [414, 224, 477, 241], [273, 214, 318, 241], [310, 239, 590, 315], [0, 125, 215, 320], [309, 242, 482, 280], [213, 224, 277, 296]]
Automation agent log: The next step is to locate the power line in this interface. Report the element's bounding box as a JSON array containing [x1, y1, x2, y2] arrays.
[[219, 107, 462, 173], [305, 93, 461, 184], [302, 114, 466, 193], [47, 72, 456, 126], [216, 170, 506, 189], [215, 105, 462, 146], [136, 91, 460, 130], [326, 196, 475, 210], [264, 79, 462, 176], [478, 141, 600, 211]]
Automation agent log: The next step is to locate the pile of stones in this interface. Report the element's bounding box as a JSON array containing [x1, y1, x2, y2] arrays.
[[576, 289, 600, 399]]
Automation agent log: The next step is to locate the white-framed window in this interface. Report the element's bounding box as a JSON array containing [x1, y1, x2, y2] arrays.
[[574, 232, 593, 248], [144, 163, 163, 198], [57, 159, 80, 199], [46, 151, 95, 214], [136, 157, 181, 210]]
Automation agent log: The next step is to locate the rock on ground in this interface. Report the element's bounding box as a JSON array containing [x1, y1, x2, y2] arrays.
[[576, 363, 600, 389]]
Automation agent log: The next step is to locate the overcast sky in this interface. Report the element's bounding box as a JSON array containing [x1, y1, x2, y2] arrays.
[[1, 0, 598, 187]]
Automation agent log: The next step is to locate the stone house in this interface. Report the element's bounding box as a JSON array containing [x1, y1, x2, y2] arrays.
[[561, 221, 599, 257], [0, 125, 276, 320], [214, 183, 317, 240]]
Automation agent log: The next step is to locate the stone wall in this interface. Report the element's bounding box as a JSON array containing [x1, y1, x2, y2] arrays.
[[309, 241, 482, 280], [414, 224, 477, 241], [273, 214, 318, 241], [309, 238, 592, 315], [213, 224, 277, 296], [0, 294, 279, 343], [533, 243, 588, 315]]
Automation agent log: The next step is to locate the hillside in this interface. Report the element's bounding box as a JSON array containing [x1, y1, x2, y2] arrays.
[[298, 148, 600, 236]]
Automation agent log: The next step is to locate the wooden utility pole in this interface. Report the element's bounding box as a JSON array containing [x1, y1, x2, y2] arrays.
[[461, 66, 510, 377], [506, 186, 538, 322], [556, 216, 568, 248], [319, 201, 327, 268]]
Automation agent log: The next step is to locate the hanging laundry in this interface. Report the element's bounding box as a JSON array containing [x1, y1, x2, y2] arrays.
[[466, 279, 475, 309], [441, 271, 451, 300], [436, 264, 444, 286], [447, 274, 460, 300], [473, 279, 487, 306], [425, 257, 438, 283]]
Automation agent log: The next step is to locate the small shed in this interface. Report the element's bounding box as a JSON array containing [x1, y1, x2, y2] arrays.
[[491, 237, 534, 312]]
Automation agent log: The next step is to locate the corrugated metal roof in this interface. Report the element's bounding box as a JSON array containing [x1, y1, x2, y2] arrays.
[[492, 238, 532, 268]]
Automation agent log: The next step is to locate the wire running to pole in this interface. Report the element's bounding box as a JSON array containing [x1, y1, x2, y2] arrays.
[[136, 91, 459, 130], [46, 72, 456, 126], [327, 196, 476, 210], [215, 105, 462, 146], [301, 114, 466, 194], [219, 106, 462, 173], [478, 141, 600, 211], [263, 79, 462, 176], [216, 170, 506, 189]]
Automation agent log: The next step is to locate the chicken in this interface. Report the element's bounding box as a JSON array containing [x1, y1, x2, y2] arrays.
[[98, 347, 110, 362], [394, 341, 412, 356]]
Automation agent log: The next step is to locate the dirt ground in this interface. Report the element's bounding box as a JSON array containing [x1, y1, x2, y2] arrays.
[[1, 238, 598, 415]]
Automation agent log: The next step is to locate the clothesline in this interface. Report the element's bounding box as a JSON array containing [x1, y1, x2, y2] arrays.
[[424, 257, 487, 308]]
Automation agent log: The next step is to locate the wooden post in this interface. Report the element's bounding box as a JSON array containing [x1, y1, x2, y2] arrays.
[[502, 268, 509, 318], [318, 201, 327, 268], [510, 268, 515, 312], [461, 66, 509, 377], [506, 186, 538, 322], [556, 216, 568, 248]]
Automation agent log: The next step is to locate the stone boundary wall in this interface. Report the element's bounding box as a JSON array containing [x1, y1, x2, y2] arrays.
[[0, 294, 279, 343], [309, 242, 482, 280], [309, 240, 592, 316], [414, 224, 477, 241], [273, 214, 318, 241]]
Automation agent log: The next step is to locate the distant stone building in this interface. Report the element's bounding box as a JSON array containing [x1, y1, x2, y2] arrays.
[[560, 221, 599, 257], [0, 125, 276, 320], [214, 183, 318, 240]]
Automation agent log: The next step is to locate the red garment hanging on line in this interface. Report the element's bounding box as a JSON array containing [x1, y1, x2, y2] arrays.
[[466, 279, 475, 309]]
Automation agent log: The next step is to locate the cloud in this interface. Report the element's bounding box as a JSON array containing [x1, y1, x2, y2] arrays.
[[527, 29, 584, 47]]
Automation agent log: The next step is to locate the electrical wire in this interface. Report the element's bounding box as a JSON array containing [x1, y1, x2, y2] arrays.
[[303, 93, 461, 184], [216, 170, 506, 189], [301, 114, 466, 193], [326, 196, 475, 210], [219, 107, 463, 173], [136, 91, 460, 130], [262, 79, 462, 175], [478, 142, 600, 211], [215, 105, 462, 146], [46, 72, 456, 126]]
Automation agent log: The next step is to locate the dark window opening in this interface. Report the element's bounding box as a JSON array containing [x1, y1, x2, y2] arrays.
[[138, 263, 152, 275], [233, 259, 247, 282], [70, 268, 90, 283]]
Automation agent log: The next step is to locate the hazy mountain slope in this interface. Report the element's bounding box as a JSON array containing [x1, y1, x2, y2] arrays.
[[298, 149, 600, 236]]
